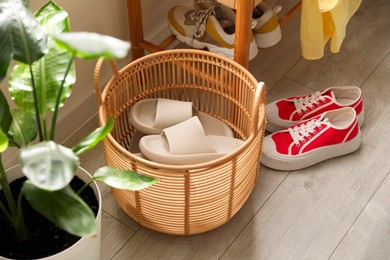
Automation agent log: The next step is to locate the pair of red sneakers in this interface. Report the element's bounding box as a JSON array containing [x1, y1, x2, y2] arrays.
[[261, 86, 364, 171]]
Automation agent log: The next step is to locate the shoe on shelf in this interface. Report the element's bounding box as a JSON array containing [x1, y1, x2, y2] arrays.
[[261, 107, 362, 171], [167, 3, 258, 60], [193, 0, 282, 48], [252, 3, 282, 48], [266, 86, 364, 133]]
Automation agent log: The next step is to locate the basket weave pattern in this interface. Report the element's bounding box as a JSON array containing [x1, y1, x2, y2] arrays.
[[94, 49, 266, 235]]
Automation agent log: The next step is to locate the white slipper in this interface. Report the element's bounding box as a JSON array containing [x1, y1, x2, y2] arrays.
[[139, 116, 244, 165], [129, 98, 233, 136]]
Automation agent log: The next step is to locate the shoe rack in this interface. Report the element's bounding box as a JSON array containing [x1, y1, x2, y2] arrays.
[[126, 0, 301, 69]]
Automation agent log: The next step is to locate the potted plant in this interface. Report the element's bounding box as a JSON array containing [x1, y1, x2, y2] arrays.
[[0, 0, 158, 259]]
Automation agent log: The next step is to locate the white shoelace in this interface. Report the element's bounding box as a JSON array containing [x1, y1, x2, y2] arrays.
[[189, 2, 218, 39], [292, 92, 327, 115], [288, 117, 329, 147]]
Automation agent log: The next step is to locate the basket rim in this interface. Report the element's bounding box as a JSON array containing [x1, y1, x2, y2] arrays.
[[97, 49, 265, 170]]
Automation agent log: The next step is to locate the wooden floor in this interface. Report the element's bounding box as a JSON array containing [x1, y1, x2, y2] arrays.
[[18, 0, 390, 259]]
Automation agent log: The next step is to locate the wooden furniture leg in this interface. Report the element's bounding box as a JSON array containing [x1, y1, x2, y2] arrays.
[[234, 0, 255, 68], [127, 0, 145, 60]]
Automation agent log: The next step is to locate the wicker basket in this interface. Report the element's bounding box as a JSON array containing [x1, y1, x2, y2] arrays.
[[93, 49, 266, 235]]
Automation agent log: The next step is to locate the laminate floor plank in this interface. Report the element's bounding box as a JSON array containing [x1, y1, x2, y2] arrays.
[[329, 172, 390, 260], [101, 211, 136, 260]]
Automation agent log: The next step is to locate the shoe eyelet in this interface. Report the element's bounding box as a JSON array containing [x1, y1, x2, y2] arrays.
[[319, 126, 322, 130], [302, 140, 306, 143], [304, 110, 308, 113], [310, 106, 315, 109], [308, 135, 311, 138], [298, 112, 302, 116], [313, 130, 317, 134], [296, 143, 300, 147]]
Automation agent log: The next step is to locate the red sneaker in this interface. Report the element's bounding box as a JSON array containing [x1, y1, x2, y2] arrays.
[[261, 107, 361, 171], [266, 86, 364, 133]]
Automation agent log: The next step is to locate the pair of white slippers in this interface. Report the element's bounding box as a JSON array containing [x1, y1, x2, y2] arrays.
[[129, 98, 244, 165]]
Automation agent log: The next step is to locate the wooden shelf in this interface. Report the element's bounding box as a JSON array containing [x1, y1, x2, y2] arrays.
[[126, 0, 301, 69]]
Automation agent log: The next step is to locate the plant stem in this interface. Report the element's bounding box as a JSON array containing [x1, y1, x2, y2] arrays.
[[0, 200, 14, 225], [14, 188, 28, 241], [76, 179, 94, 195], [43, 117, 48, 141], [0, 155, 18, 217], [50, 53, 75, 141], [29, 65, 44, 141]]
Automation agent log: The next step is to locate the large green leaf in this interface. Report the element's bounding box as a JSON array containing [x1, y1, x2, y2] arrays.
[[0, 128, 8, 153], [93, 166, 159, 190], [8, 1, 75, 114], [54, 32, 130, 59], [9, 109, 37, 147], [73, 117, 114, 155], [0, 14, 12, 83], [20, 141, 79, 191], [0, 89, 12, 134], [0, 0, 47, 64], [22, 181, 96, 237]]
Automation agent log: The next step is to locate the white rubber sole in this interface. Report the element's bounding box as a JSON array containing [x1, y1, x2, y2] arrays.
[[266, 109, 365, 133], [261, 130, 362, 171], [254, 25, 282, 48], [168, 22, 259, 61]]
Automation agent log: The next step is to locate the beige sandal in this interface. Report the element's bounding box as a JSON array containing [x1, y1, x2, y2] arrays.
[[139, 116, 244, 165], [129, 98, 233, 136]]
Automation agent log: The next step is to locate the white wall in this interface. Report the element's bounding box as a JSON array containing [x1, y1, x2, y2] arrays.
[[1, 0, 191, 143]]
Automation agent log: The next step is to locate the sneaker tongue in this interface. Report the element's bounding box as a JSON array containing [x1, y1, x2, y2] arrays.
[[219, 19, 235, 32], [219, 19, 234, 27], [324, 90, 336, 99], [318, 116, 330, 126], [214, 5, 235, 34], [308, 114, 329, 126], [214, 4, 225, 20]]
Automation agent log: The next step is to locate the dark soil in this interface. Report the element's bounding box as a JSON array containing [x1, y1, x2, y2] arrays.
[[0, 176, 99, 259]]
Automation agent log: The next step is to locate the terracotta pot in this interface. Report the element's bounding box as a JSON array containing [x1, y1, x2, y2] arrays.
[[0, 165, 102, 260]]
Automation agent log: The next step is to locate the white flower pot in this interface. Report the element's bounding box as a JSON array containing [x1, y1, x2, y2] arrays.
[[0, 165, 102, 260]]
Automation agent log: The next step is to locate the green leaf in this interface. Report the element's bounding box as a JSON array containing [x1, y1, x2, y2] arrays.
[[20, 141, 79, 191], [8, 1, 75, 114], [73, 117, 114, 155], [9, 109, 37, 147], [0, 128, 8, 153], [54, 32, 130, 59], [22, 181, 96, 237], [0, 0, 47, 64], [0, 89, 12, 134], [93, 166, 159, 190], [0, 14, 12, 83], [34, 1, 70, 34]]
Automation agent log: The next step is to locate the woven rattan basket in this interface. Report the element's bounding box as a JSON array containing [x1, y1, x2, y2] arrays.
[[93, 49, 266, 235]]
